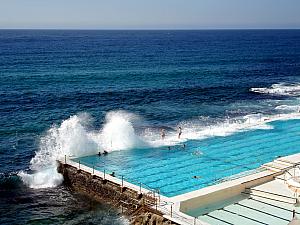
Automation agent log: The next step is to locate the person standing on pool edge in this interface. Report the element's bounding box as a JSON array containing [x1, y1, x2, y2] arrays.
[[178, 126, 182, 139], [161, 128, 166, 140]]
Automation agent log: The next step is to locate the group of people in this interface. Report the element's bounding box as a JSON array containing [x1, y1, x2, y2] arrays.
[[160, 127, 202, 179], [99, 126, 202, 180], [98, 150, 108, 156], [161, 126, 182, 140]]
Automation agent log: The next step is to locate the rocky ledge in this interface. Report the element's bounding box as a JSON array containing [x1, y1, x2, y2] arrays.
[[58, 163, 178, 225]]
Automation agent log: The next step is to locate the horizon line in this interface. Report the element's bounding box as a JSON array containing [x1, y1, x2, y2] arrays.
[[1, 27, 300, 31]]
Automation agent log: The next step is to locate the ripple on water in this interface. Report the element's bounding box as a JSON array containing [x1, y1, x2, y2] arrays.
[[0, 176, 128, 225]]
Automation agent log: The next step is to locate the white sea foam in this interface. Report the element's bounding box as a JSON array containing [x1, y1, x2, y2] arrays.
[[172, 114, 273, 142], [99, 111, 147, 151], [19, 167, 63, 189], [141, 113, 276, 148], [20, 106, 300, 189], [19, 111, 147, 189], [275, 104, 300, 112], [250, 83, 300, 96], [144, 111, 300, 148]]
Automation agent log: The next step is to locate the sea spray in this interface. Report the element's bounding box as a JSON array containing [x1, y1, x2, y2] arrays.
[[32, 113, 99, 168], [100, 111, 147, 151], [19, 113, 100, 189], [19, 167, 63, 189], [141, 113, 275, 147], [19, 107, 300, 189], [173, 114, 273, 142], [19, 111, 146, 189]]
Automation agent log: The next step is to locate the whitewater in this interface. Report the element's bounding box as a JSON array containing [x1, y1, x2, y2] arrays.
[[2, 28, 300, 225], [19, 82, 300, 189]]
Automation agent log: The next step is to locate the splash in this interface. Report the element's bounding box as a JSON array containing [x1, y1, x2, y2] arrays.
[[171, 114, 273, 143], [19, 167, 63, 189], [19, 107, 300, 189], [19, 111, 146, 189], [141, 113, 276, 148], [19, 113, 99, 189], [31, 113, 99, 169], [100, 111, 147, 151]]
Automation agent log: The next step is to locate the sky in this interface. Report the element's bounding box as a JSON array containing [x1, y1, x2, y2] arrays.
[[0, 0, 300, 29]]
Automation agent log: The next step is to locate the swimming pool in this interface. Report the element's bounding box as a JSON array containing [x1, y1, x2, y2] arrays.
[[74, 119, 300, 197]]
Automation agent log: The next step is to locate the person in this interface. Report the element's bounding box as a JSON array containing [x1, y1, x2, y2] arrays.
[[111, 172, 115, 177], [178, 126, 182, 139], [182, 143, 186, 149], [168, 146, 171, 151], [192, 150, 203, 157], [103, 150, 108, 155], [98, 152, 101, 156], [161, 129, 166, 140], [193, 175, 201, 179]]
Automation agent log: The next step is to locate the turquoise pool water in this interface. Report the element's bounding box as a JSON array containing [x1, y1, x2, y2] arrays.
[[74, 119, 300, 197]]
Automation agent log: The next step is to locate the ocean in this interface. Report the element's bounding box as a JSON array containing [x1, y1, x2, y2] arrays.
[[1, 29, 300, 224]]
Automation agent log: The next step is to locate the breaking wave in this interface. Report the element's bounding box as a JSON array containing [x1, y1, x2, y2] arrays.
[[250, 83, 300, 96], [100, 111, 147, 151], [20, 94, 300, 189], [19, 111, 148, 189], [275, 105, 300, 112]]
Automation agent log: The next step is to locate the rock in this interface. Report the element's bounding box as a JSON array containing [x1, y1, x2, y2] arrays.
[[58, 162, 178, 225]]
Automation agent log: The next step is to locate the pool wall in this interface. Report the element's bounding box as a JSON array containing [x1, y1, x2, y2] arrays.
[[175, 152, 300, 219], [57, 152, 300, 225], [176, 168, 279, 214], [57, 160, 180, 225]]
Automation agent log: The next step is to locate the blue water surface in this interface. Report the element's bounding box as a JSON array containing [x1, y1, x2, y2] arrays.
[[1, 29, 300, 224], [75, 119, 300, 197]]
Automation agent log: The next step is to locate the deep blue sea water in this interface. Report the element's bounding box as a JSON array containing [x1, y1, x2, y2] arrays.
[[1, 29, 300, 224]]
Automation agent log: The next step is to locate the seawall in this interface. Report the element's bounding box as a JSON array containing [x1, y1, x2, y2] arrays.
[[57, 162, 178, 225]]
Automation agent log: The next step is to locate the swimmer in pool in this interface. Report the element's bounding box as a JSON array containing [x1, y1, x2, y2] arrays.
[[192, 150, 203, 157]]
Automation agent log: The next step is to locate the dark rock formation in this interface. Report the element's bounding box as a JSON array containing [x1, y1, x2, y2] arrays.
[[58, 163, 178, 225]]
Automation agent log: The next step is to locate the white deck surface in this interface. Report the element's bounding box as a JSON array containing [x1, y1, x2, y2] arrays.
[[192, 153, 300, 225], [251, 179, 295, 199]]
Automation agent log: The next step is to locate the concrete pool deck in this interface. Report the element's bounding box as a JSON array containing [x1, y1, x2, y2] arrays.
[[176, 153, 300, 210], [58, 151, 300, 225], [179, 153, 300, 225], [194, 173, 300, 224]]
